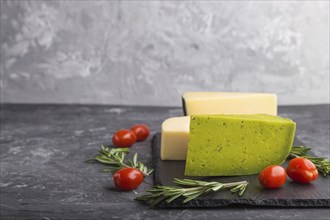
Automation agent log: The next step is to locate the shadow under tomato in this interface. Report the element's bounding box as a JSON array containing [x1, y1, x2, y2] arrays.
[[286, 180, 316, 189]]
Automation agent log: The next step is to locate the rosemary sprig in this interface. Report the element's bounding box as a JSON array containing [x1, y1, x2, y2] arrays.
[[87, 145, 153, 176], [135, 178, 248, 206], [289, 146, 330, 176]]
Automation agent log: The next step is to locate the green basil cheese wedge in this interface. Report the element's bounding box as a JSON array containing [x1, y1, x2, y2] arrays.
[[185, 114, 296, 176]]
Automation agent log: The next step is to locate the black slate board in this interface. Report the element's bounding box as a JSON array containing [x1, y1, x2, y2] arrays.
[[152, 133, 330, 208]]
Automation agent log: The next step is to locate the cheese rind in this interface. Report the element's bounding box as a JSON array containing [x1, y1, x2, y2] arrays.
[[185, 114, 296, 176], [182, 92, 277, 116], [161, 116, 190, 160]]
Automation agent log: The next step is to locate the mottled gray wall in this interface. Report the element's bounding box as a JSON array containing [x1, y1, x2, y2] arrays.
[[1, 1, 329, 106]]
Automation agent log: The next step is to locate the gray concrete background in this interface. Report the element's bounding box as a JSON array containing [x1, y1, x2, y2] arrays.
[[0, 1, 329, 106]]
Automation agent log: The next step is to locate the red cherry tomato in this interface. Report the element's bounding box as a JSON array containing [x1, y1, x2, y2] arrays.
[[258, 165, 286, 189], [113, 168, 144, 191], [112, 130, 137, 148], [130, 124, 150, 142], [286, 157, 318, 183]]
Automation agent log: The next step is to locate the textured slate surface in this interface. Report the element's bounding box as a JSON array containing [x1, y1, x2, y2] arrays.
[[152, 133, 330, 208], [1, 104, 330, 219]]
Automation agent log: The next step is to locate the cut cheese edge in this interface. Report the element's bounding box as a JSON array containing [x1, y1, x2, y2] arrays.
[[161, 116, 190, 160], [185, 114, 296, 176], [182, 92, 277, 116]]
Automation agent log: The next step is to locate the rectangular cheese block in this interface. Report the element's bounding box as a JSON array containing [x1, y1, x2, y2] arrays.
[[182, 92, 277, 116], [185, 114, 296, 176], [161, 116, 190, 160]]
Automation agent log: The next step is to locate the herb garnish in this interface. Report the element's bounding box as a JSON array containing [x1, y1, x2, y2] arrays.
[[289, 146, 330, 176], [87, 145, 153, 176], [87, 144, 329, 206], [135, 178, 248, 206]]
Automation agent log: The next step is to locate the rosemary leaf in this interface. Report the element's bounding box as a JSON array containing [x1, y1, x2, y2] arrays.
[[230, 185, 241, 193], [135, 178, 248, 207], [87, 145, 153, 176], [183, 190, 205, 203], [165, 193, 184, 203], [211, 184, 223, 191], [182, 189, 203, 197], [239, 184, 247, 196], [133, 153, 138, 167]]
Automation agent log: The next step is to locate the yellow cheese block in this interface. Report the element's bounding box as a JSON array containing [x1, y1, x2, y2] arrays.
[[182, 92, 277, 116], [161, 116, 190, 160]]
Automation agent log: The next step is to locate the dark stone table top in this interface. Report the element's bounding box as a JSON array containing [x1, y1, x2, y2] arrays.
[[1, 104, 329, 220]]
